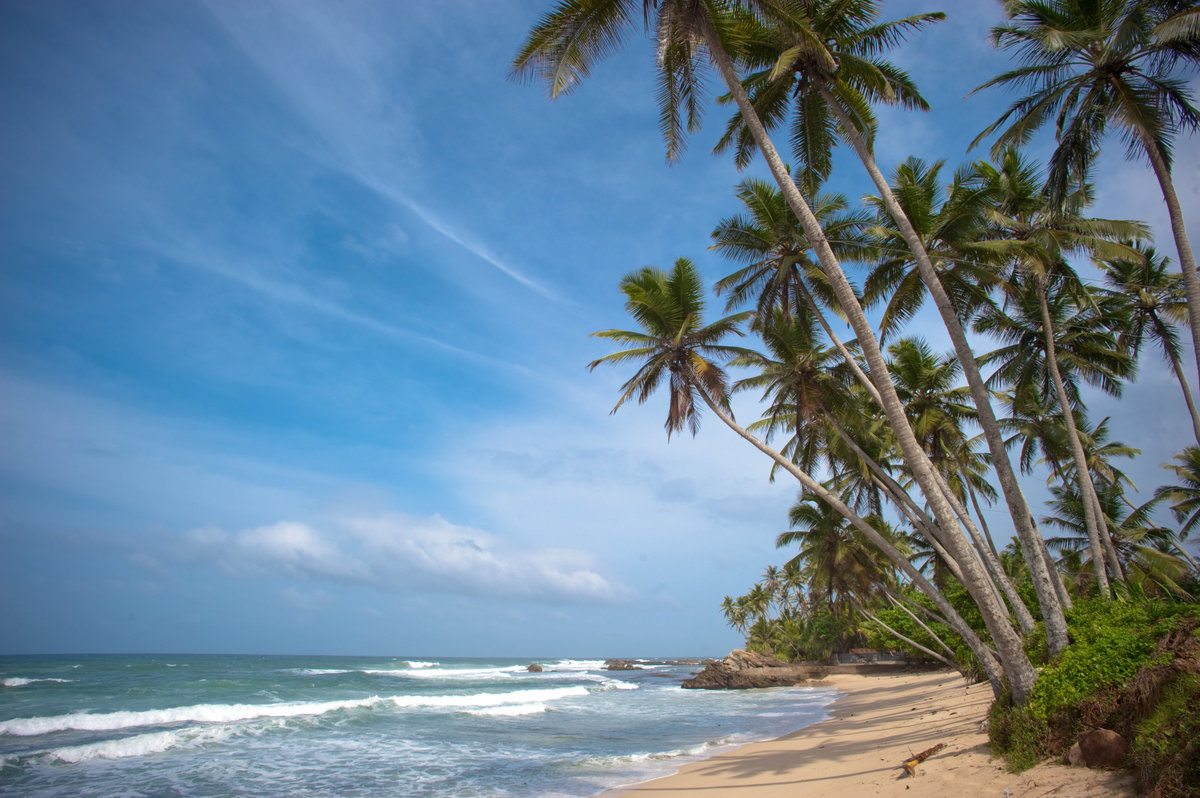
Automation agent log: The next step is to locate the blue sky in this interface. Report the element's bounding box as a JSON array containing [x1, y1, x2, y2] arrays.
[[1, 0, 1197, 657]]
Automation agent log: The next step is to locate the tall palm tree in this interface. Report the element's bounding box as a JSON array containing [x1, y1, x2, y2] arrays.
[[972, 150, 1142, 592], [515, 0, 1037, 701], [973, 0, 1200, 388], [588, 256, 1009, 693], [976, 274, 1133, 591], [888, 337, 1038, 632], [725, 3, 1071, 656], [1100, 241, 1200, 442]]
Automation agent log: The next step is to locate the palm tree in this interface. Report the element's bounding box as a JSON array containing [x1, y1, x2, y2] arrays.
[[863, 158, 996, 341], [729, 309, 845, 475], [972, 150, 1142, 593], [588, 257, 753, 438], [973, 0, 1200, 389], [887, 337, 1038, 633], [515, 0, 1036, 701], [1044, 483, 1193, 597], [726, 3, 1070, 657], [976, 274, 1133, 591], [710, 177, 871, 322], [587, 256, 1009, 694], [777, 491, 899, 631], [1100, 241, 1200, 442]]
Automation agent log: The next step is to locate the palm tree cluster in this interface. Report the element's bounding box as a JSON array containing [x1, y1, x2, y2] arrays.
[[513, 0, 1200, 706]]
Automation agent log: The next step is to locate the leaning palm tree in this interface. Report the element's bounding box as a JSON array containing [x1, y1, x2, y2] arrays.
[[515, 0, 1038, 701], [724, 2, 1071, 656], [589, 257, 754, 438], [588, 256, 1010, 694], [973, 0, 1200, 387], [1100, 241, 1200, 443]]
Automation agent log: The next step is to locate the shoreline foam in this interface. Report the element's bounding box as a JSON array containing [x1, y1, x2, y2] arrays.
[[605, 669, 1135, 797]]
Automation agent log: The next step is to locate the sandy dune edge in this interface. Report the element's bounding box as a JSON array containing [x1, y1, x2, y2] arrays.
[[608, 669, 1134, 797]]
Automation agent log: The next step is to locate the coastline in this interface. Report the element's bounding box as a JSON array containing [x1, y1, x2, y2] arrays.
[[605, 669, 1135, 797]]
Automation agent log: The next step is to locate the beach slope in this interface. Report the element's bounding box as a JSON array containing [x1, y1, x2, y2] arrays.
[[611, 669, 1134, 797]]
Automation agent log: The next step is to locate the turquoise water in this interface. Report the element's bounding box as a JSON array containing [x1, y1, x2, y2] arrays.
[[0, 654, 837, 797]]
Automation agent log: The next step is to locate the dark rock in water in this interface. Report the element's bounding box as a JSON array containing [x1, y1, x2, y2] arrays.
[[1068, 729, 1128, 769], [527, 663, 543, 672], [603, 659, 643, 671], [681, 649, 825, 689]]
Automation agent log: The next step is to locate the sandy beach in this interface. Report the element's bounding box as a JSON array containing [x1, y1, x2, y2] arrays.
[[610, 669, 1135, 797]]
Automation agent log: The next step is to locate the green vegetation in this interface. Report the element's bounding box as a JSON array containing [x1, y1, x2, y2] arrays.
[[989, 599, 1200, 795], [514, 0, 1200, 785]]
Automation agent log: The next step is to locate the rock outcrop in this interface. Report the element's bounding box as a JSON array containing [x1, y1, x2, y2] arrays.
[[603, 659, 643, 671], [681, 649, 825, 689], [527, 663, 543, 673], [1068, 729, 1128, 769]]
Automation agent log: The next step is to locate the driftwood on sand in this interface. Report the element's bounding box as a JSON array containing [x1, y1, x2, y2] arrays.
[[900, 742, 946, 777]]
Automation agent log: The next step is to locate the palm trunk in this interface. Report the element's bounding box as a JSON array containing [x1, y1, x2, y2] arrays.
[[1087, 475, 1126, 582], [859, 604, 959, 672], [930, 466, 1037, 634], [1140, 131, 1200, 392], [796, 279, 883, 405], [884, 590, 960, 660], [700, 22, 1036, 703], [1035, 280, 1111, 595], [1032, 515, 1074, 609], [956, 453, 1000, 557], [691, 381, 1006, 695], [819, 86, 1069, 657]]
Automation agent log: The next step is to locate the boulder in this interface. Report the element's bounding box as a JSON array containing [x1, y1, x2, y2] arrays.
[[1068, 729, 1128, 769], [603, 659, 643, 671], [681, 649, 824, 689], [527, 663, 543, 672]]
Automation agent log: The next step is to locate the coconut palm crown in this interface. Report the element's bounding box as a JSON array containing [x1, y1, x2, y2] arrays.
[[589, 257, 754, 437]]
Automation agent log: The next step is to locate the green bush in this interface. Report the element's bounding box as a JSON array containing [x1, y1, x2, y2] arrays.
[[990, 598, 1200, 777]]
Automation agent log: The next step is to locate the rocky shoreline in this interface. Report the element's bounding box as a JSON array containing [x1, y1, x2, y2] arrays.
[[679, 649, 827, 689]]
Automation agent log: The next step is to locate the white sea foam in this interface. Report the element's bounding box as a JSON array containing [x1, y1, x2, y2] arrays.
[[403, 661, 439, 668], [1, 686, 593, 737], [0, 696, 386, 736], [467, 702, 548, 717], [2, 678, 73, 688], [375, 665, 525, 680], [45, 725, 238, 763], [388, 686, 588, 710], [546, 659, 606, 671]]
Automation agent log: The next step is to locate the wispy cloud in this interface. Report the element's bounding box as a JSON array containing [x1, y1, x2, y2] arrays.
[[199, 0, 559, 301], [184, 514, 631, 604]]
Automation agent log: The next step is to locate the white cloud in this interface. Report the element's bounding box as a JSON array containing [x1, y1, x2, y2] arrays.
[[185, 513, 630, 604]]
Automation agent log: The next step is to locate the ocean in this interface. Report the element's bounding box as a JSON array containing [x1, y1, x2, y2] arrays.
[[0, 654, 837, 797]]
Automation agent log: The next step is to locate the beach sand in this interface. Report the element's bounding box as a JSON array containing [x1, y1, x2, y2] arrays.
[[610, 669, 1135, 797]]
